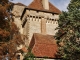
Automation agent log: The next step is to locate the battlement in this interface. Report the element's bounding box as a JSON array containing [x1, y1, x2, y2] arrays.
[[22, 10, 59, 25], [12, 1, 60, 45], [23, 15, 58, 24], [25, 10, 59, 19], [19, 9, 59, 43]]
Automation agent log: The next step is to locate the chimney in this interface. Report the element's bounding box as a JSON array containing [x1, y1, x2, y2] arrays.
[[42, 0, 49, 10]]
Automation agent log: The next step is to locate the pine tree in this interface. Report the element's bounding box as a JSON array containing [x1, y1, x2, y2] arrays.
[[56, 0, 80, 60]]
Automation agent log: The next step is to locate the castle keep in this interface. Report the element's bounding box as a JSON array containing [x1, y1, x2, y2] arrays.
[[12, 0, 61, 44], [12, 0, 61, 59]]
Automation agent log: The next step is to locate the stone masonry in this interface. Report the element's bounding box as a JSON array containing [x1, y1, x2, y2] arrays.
[[12, 0, 61, 46]]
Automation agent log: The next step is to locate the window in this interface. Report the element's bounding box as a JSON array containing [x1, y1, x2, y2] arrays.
[[17, 55, 20, 60]]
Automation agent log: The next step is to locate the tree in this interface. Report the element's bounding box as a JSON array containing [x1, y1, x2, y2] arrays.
[[0, 0, 26, 59], [0, 0, 12, 42], [0, 22, 25, 59], [56, 0, 80, 60]]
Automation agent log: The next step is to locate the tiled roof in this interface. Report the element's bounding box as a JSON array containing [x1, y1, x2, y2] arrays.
[[28, 0, 61, 14], [29, 33, 58, 58], [21, 47, 28, 53]]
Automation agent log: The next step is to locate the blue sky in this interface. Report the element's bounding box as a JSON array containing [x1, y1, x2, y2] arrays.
[[10, 0, 70, 11]]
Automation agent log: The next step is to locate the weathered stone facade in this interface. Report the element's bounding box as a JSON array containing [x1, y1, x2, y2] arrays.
[[21, 10, 59, 44], [12, 8, 59, 45], [11, 0, 61, 60]]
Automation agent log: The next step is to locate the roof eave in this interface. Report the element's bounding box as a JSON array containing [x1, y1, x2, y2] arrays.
[[21, 7, 61, 20]]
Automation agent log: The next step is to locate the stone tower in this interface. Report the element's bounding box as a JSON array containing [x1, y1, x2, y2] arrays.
[[12, 0, 61, 46]]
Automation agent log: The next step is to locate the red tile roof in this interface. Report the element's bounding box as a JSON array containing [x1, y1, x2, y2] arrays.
[[29, 33, 58, 58], [28, 0, 61, 14], [21, 47, 28, 53]]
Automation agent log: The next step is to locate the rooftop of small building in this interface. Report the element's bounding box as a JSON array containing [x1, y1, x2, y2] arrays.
[[29, 33, 58, 58]]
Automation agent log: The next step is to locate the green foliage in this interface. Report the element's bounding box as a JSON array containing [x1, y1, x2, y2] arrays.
[[56, 0, 80, 60], [23, 52, 35, 60]]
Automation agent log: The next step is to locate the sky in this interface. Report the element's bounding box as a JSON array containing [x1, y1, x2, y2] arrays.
[[10, 0, 70, 11]]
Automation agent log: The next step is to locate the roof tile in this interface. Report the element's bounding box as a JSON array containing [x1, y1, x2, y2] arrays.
[[29, 33, 58, 58], [28, 0, 61, 14], [21, 47, 28, 53]]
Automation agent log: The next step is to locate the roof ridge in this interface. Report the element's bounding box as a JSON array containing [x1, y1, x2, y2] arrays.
[[28, 0, 61, 14], [29, 33, 58, 58], [14, 2, 26, 6]]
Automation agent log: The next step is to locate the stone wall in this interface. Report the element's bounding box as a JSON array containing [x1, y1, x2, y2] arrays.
[[12, 5, 25, 17], [21, 9, 59, 44], [12, 16, 23, 34], [46, 20, 58, 35], [28, 17, 41, 42], [12, 4, 60, 60], [12, 5, 25, 34], [12, 5, 59, 45]]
